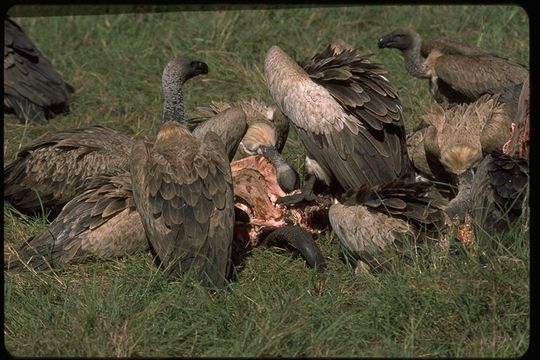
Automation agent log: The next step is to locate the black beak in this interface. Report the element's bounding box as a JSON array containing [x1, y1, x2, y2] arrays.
[[377, 36, 392, 49], [191, 60, 209, 75]]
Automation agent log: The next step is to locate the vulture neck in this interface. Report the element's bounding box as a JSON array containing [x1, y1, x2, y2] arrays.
[[161, 77, 186, 123], [403, 37, 428, 79], [444, 169, 474, 222], [192, 107, 248, 161]]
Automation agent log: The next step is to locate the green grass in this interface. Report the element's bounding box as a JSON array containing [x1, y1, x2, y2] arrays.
[[3, 5, 530, 357]]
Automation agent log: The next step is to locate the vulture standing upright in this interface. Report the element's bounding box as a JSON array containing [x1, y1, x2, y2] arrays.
[[264, 40, 413, 204], [4, 18, 74, 124], [130, 105, 248, 288], [377, 28, 529, 108], [4, 57, 208, 214]]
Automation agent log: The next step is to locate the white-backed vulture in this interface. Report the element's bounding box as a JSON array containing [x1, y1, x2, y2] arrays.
[[422, 94, 512, 179], [195, 99, 298, 192], [406, 78, 524, 194], [4, 57, 208, 214], [4, 18, 74, 124], [130, 114, 243, 288], [377, 28, 529, 108], [264, 41, 413, 205], [329, 181, 449, 272]]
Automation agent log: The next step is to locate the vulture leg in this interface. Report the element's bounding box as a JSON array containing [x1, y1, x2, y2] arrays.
[[276, 175, 321, 206], [261, 225, 326, 270], [256, 145, 299, 193]]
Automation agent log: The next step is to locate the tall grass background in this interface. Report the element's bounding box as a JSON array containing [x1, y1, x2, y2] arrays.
[[3, 5, 529, 357]]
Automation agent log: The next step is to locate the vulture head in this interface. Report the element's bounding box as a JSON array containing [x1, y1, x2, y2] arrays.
[[161, 56, 208, 123], [377, 28, 420, 51], [163, 57, 209, 83]]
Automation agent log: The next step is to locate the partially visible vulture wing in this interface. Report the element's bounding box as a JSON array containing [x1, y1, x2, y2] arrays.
[[429, 53, 529, 104], [378, 28, 529, 107], [340, 180, 449, 229], [473, 153, 529, 233], [194, 104, 257, 160], [131, 122, 235, 288], [5, 174, 147, 271], [4, 18, 74, 124], [265, 42, 413, 193], [4, 125, 133, 213], [420, 37, 495, 58]]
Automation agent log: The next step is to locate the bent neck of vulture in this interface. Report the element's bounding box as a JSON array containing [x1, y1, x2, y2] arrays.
[[193, 106, 248, 161], [403, 34, 428, 79]]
